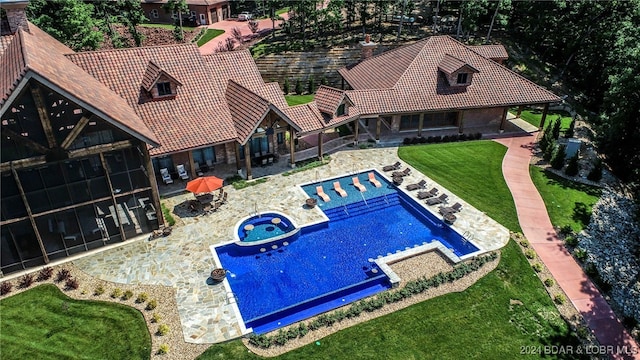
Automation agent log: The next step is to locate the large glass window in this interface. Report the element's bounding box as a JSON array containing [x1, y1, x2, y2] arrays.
[[192, 147, 216, 166], [423, 112, 457, 128], [1, 226, 23, 274], [7, 220, 44, 269], [399, 114, 421, 130]]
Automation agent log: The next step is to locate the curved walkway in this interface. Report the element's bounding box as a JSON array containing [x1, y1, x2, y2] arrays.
[[495, 135, 639, 360]]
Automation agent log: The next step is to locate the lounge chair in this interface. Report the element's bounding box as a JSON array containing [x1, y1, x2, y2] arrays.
[[406, 179, 427, 191], [333, 181, 347, 197], [426, 193, 449, 206], [352, 177, 366, 192], [439, 202, 463, 215], [160, 168, 173, 185], [382, 161, 401, 172], [215, 192, 228, 206], [391, 168, 411, 178], [417, 187, 438, 199], [316, 186, 330, 202], [194, 162, 204, 177], [368, 172, 382, 188], [176, 164, 189, 180]]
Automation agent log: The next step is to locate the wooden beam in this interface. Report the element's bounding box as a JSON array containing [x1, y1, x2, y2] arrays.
[[376, 117, 381, 141], [539, 103, 550, 130], [418, 113, 424, 137], [244, 143, 252, 179], [317, 132, 323, 160], [10, 164, 49, 263], [29, 83, 57, 148], [140, 145, 164, 228], [60, 114, 91, 149], [234, 143, 241, 171], [0, 156, 47, 173], [353, 118, 359, 145], [499, 107, 508, 132], [188, 150, 197, 178], [67, 140, 133, 159], [288, 127, 295, 167], [516, 105, 524, 118], [100, 153, 125, 240], [1, 127, 49, 154], [457, 111, 464, 134]]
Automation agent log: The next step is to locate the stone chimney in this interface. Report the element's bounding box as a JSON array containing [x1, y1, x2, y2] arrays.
[[1, 0, 30, 34], [360, 34, 377, 61]]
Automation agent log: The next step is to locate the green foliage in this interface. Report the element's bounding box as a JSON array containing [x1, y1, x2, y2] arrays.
[[524, 249, 536, 259], [117, 0, 147, 46], [551, 118, 561, 140], [307, 75, 315, 94], [544, 278, 555, 287], [564, 118, 576, 138], [587, 159, 603, 182], [282, 156, 330, 176], [122, 290, 134, 301], [157, 324, 170, 336], [93, 284, 105, 296], [542, 141, 555, 162], [164, 0, 188, 41], [550, 144, 566, 170], [151, 313, 161, 323], [27, 0, 103, 51], [226, 176, 268, 190], [146, 299, 158, 311], [294, 78, 304, 95], [161, 202, 175, 226], [564, 235, 578, 247], [110, 288, 123, 299], [283, 78, 290, 95], [531, 263, 543, 273], [135, 292, 149, 304], [196, 29, 225, 46], [157, 343, 169, 354], [519, 239, 529, 248], [574, 248, 587, 262], [565, 155, 579, 176], [554, 294, 566, 305]]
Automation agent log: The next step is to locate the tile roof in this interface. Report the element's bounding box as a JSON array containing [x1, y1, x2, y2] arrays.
[[469, 44, 509, 60], [140, 60, 182, 92], [225, 79, 272, 144], [285, 103, 324, 134], [339, 35, 560, 116], [1, 25, 159, 147], [438, 54, 478, 75], [67, 43, 239, 156], [315, 85, 346, 115]]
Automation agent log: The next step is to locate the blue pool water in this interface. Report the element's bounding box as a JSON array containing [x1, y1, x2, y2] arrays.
[[215, 171, 479, 334], [237, 213, 296, 242]]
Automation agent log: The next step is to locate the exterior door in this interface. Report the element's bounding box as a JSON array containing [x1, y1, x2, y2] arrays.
[[210, 8, 218, 23], [199, 13, 206, 25]]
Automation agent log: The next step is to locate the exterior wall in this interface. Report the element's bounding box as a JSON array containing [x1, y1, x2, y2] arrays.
[[223, 142, 235, 164], [141, 3, 229, 25], [444, 70, 474, 87], [462, 107, 504, 128], [170, 152, 191, 172], [390, 114, 401, 132]]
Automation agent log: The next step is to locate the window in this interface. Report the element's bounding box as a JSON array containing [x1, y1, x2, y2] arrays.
[[337, 104, 346, 116], [157, 82, 172, 96], [150, 9, 158, 18], [456, 73, 468, 84]]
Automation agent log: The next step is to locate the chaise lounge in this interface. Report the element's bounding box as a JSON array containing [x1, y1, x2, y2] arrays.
[[392, 168, 411, 178], [426, 193, 448, 206], [160, 168, 173, 185], [382, 161, 401, 172], [368, 172, 382, 187], [352, 177, 366, 192], [406, 179, 427, 191], [316, 186, 330, 202], [439, 202, 463, 215], [333, 181, 347, 197], [417, 187, 438, 199], [176, 164, 189, 180]]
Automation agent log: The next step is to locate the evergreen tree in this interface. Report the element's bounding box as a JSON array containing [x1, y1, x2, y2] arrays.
[[543, 141, 555, 162], [587, 159, 603, 182], [565, 155, 579, 176], [307, 75, 315, 94], [164, 0, 188, 41], [551, 117, 561, 140], [565, 117, 576, 138], [283, 78, 290, 95], [550, 144, 566, 170], [295, 78, 303, 95]]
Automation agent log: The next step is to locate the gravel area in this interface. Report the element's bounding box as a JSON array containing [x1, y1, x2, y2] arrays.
[[245, 250, 500, 357], [1, 263, 209, 360]]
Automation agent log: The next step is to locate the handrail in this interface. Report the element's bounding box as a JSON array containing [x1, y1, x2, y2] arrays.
[[343, 205, 349, 216], [360, 192, 369, 207]]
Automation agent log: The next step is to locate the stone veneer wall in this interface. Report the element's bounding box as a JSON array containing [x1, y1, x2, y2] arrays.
[[462, 107, 505, 128]]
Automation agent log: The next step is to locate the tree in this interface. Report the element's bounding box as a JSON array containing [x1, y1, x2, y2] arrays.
[[295, 78, 304, 95], [248, 20, 259, 35], [564, 117, 576, 138], [283, 78, 290, 94], [485, 0, 511, 43], [27, 0, 103, 51], [232, 27, 244, 46], [565, 155, 579, 176], [93, 0, 124, 48], [587, 159, 603, 182], [543, 141, 555, 162], [307, 75, 315, 94], [164, 0, 188, 41], [551, 117, 561, 140], [117, 0, 147, 47], [550, 144, 566, 170]]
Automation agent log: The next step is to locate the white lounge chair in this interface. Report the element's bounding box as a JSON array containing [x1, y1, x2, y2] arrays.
[[160, 168, 173, 184], [176, 164, 189, 180]]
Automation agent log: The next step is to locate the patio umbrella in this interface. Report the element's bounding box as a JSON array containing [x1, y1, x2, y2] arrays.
[[185, 176, 223, 194]]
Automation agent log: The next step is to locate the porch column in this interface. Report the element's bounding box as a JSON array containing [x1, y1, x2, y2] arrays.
[[376, 117, 381, 143], [516, 105, 524, 118], [244, 143, 252, 180], [539, 103, 550, 130], [317, 132, 324, 160], [289, 127, 296, 167], [457, 111, 464, 134], [499, 107, 508, 133], [417, 113, 424, 137], [143, 148, 164, 227], [353, 119, 359, 145], [187, 151, 197, 178], [100, 153, 126, 241], [11, 165, 49, 263], [234, 143, 241, 172]]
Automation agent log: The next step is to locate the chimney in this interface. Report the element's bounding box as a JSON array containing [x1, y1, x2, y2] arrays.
[[360, 34, 377, 61], [1, 0, 30, 34]]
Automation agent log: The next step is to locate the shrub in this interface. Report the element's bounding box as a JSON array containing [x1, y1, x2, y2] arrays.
[[94, 284, 105, 296], [543, 142, 555, 162], [544, 278, 555, 287], [574, 248, 587, 261], [551, 118, 561, 140], [65, 277, 79, 290], [564, 235, 578, 247], [19, 273, 34, 288], [559, 225, 574, 236], [136, 292, 149, 304], [402, 137, 412, 145], [111, 288, 123, 299], [152, 313, 161, 323], [554, 294, 566, 305], [587, 159, 602, 182], [157, 344, 169, 355], [56, 268, 71, 282], [37, 267, 54, 281], [1, 281, 13, 295], [146, 299, 158, 310], [524, 249, 536, 259], [564, 118, 576, 138], [519, 239, 530, 248], [532, 263, 543, 272], [283, 78, 290, 94], [122, 290, 134, 300], [565, 155, 579, 176], [157, 324, 170, 336], [307, 75, 315, 94], [539, 130, 551, 153], [294, 78, 303, 95], [161, 203, 175, 226], [550, 144, 566, 170]]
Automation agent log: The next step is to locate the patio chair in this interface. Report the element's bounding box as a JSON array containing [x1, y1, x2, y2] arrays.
[[417, 187, 438, 199], [267, 157, 274, 166], [316, 185, 330, 202], [206, 159, 214, 170], [440, 202, 463, 215], [160, 168, 173, 185], [426, 193, 448, 206], [217, 188, 224, 199], [382, 161, 401, 172], [352, 177, 366, 192], [406, 179, 427, 191], [176, 164, 189, 180], [368, 172, 382, 188], [391, 168, 411, 178], [333, 181, 347, 197], [194, 162, 204, 177]]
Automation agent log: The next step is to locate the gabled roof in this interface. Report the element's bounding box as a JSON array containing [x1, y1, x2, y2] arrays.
[[140, 60, 182, 92], [469, 45, 509, 60], [339, 35, 560, 116], [315, 85, 348, 115], [67, 43, 238, 156], [438, 54, 479, 75], [1, 24, 159, 147]]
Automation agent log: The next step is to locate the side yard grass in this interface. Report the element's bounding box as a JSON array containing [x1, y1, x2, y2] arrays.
[[285, 94, 315, 106], [196, 29, 225, 47], [512, 108, 573, 132], [0, 284, 151, 360]]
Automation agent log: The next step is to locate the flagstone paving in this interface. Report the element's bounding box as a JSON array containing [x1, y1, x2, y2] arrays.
[[74, 147, 509, 344]]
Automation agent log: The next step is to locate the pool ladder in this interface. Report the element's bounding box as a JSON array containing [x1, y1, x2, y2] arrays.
[[343, 205, 350, 217], [462, 231, 475, 242], [360, 192, 369, 208], [383, 194, 390, 205]]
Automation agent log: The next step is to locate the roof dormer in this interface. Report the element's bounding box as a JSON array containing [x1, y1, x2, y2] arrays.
[[141, 61, 182, 100], [438, 54, 479, 87], [315, 85, 353, 119]]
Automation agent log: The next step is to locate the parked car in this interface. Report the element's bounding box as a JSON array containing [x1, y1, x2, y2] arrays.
[[238, 11, 253, 21]]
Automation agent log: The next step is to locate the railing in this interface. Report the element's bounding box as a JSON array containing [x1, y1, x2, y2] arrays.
[[343, 205, 350, 217], [383, 193, 390, 205], [360, 192, 369, 208]]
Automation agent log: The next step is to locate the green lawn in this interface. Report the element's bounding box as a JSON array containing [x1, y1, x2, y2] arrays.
[[196, 29, 225, 47], [139, 23, 197, 31], [0, 284, 151, 360], [530, 166, 601, 233], [285, 94, 315, 106], [276, 7, 290, 15], [399, 141, 521, 232], [512, 108, 573, 132]]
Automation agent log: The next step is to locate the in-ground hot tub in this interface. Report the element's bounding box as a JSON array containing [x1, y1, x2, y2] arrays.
[[235, 212, 299, 245]]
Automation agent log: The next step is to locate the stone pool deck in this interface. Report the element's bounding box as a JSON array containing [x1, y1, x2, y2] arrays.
[[74, 147, 509, 344]]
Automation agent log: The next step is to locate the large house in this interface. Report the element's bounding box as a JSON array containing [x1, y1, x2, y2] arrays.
[[140, 0, 231, 26], [1, 0, 558, 275]]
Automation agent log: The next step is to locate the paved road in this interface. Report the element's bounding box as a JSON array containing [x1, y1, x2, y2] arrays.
[[495, 134, 640, 360]]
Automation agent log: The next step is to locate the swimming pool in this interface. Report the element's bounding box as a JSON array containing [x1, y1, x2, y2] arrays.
[[215, 170, 479, 334], [236, 212, 297, 243]]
